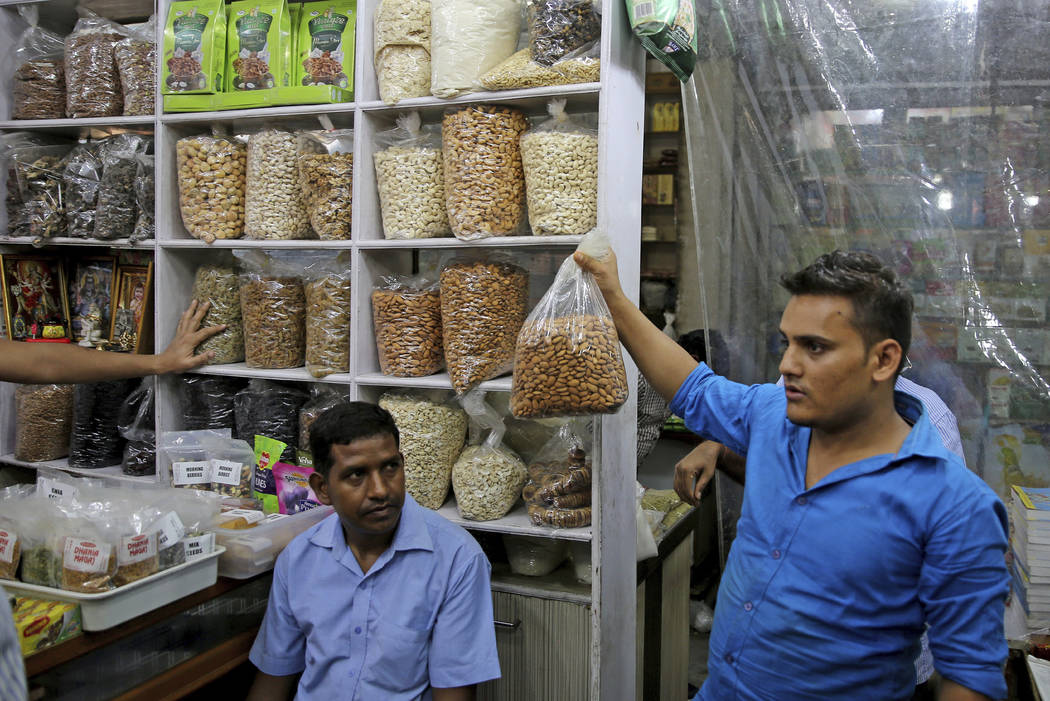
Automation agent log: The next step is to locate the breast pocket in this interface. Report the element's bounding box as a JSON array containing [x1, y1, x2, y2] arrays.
[[371, 620, 431, 692]]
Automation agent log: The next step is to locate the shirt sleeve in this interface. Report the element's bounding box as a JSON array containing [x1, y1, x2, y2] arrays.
[[668, 363, 768, 456], [920, 486, 1009, 699], [429, 549, 501, 689], [249, 552, 307, 678]]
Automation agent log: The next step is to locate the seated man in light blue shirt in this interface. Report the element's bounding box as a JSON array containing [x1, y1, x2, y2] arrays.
[[574, 247, 1008, 701], [247, 401, 501, 701]]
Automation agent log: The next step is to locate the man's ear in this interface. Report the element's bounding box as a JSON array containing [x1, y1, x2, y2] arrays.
[[870, 338, 903, 382], [309, 471, 332, 506]]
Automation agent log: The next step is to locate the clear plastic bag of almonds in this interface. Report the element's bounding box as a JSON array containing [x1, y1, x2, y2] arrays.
[[299, 386, 344, 455], [296, 129, 353, 241], [114, 16, 157, 117], [15, 384, 74, 462], [522, 422, 593, 526], [175, 129, 247, 243], [520, 99, 598, 236], [11, 6, 67, 120], [62, 140, 104, 239], [372, 274, 444, 378], [180, 375, 248, 431], [440, 255, 530, 394], [451, 389, 527, 521], [374, 112, 450, 240], [245, 127, 312, 241], [234, 250, 306, 370], [442, 104, 529, 240], [12, 144, 73, 243], [374, 0, 432, 104], [511, 229, 629, 418], [526, 0, 601, 67], [117, 378, 156, 477], [94, 133, 150, 241], [131, 154, 155, 242], [303, 252, 351, 378], [191, 256, 244, 364], [234, 379, 309, 464], [64, 10, 127, 119], [379, 390, 468, 510]]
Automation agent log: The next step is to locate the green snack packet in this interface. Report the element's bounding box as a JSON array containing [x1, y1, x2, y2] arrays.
[[297, 2, 356, 90], [253, 435, 288, 514], [227, 1, 293, 92], [625, 0, 698, 82], [163, 0, 228, 94]]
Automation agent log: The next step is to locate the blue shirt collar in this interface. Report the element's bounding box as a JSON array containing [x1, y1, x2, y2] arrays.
[[310, 493, 435, 567]]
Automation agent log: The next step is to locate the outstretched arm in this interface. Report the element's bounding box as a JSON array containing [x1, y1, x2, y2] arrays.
[[573, 250, 697, 402], [0, 300, 225, 384]]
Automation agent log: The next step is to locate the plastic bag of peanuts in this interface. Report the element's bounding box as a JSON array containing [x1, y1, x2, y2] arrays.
[[374, 113, 450, 240], [520, 100, 598, 236], [176, 130, 247, 243], [245, 127, 312, 241], [442, 104, 529, 240], [451, 389, 527, 521], [440, 256, 530, 394], [372, 274, 444, 377], [303, 254, 351, 378], [297, 129, 354, 241], [511, 229, 629, 418]]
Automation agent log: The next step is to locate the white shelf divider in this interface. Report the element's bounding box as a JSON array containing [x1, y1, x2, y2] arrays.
[[0, 454, 155, 484], [437, 501, 592, 543]]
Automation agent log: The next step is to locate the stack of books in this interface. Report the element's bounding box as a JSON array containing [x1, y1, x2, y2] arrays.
[[1011, 485, 1050, 629]]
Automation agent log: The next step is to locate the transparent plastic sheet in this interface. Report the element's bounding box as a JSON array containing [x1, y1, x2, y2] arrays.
[[451, 390, 527, 521], [511, 230, 628, 417], [158, 429, 225, 490], [378, 389, 467, 510], [233, 379, 308, 464], [245, 128, 312, 241], [114, 17, 157, 117], [0, 485, 33, 580], [679, 1, 1050, 555], [430, 0, 519, 98], [374, 0, 431, 104], [522, 422, 592, 503], [488, 392, 570, 465], [520, 99, 599, 236], [117, 378, 156, 476], [179, 374, 247, 431], [296, 130, 353, 241], [175, 131, 247, 243], [502, 534, 567, 576], [442, 105, 529, 240], [11, 6, 66, 120], [525, 0, 601, 67], [94, 133, 150, 241], [62, 141, 104, 239], [372, 274, 443, 378], [235, 250, 306, 370], [303, 254, 351, 378], [14, 384, 74, 462], [68, 379, 138, 469], [64, 10, 127, 118], [131, 154, 155, 242], [439, 256, 530, 394], [374, 113, 449, 240], [191, 260, 244, 364]]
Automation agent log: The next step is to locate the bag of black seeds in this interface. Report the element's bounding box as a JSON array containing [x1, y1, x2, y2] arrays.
[[180, 374, 247, 430], [118, 378, 156, 476], [69, 379, 138, 468]]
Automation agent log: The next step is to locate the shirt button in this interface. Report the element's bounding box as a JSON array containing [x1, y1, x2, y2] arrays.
[[772, 549, 781, 559], [724, 653, 735, 664], [795, 496, 808, 506], [743, 601, 753, 612], [354, 626, 362, 634]]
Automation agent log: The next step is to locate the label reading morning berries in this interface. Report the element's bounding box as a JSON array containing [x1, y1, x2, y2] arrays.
[[63, 539, 112, 574], [211, 459, 244, 486], [151, 511, 186, 549], [0, 530, 17, 564], [118, 533, 158, 565], [172, 460, 212, 486], [181, 532, 215, 559]]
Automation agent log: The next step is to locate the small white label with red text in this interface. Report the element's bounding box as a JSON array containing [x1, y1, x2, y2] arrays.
[[118, 533, 157, 565], [0, 530, 17, 563], [63, 538, 112, 573]]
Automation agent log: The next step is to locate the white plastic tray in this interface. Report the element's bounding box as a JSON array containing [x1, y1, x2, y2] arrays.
[[0, 546, 225, 631]]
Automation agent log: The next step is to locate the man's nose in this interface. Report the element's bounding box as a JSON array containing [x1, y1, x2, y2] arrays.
[[779, 344, 800, 378], [366, 470, 390, 499]]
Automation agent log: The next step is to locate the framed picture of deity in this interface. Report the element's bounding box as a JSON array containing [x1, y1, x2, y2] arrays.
[[109, 262, 154, 353], [68, 255, 117, 345], [0, 253, 72, 342]]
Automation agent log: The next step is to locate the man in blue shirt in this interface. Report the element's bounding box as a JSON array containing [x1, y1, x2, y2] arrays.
[[247, 402, 501, 701], [574, 248, 1008, 700]]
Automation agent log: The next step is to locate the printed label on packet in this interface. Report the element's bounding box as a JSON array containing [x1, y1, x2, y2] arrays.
[[225, 508, 264, 524], [211, 459, 244, 486], [38, 477, 78, 502], [63, 538, 112, 574], [118, 533, 158, 565], [264, 513, 288, 523], [151, 511, 186, 549], [0, 530, 17, 564], [181, 532, 215, 559], [172, 460, 212, 486]]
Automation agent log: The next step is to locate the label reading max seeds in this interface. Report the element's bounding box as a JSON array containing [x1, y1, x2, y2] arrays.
[[182, 532, 215, 559]]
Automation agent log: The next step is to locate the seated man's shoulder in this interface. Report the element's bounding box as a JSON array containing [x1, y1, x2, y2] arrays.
[[275, 510, 339, 565]]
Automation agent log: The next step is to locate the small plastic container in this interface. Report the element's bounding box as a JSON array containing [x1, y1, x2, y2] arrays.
[[210, 506, 333, 579]]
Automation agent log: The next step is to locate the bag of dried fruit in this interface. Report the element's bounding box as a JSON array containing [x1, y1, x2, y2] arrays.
[[451, 389, 527, 521], [372, 274, 443, 378], [297, 129, 354, 241], [303, 252, 351, 378], [511, 229, 628, 418]]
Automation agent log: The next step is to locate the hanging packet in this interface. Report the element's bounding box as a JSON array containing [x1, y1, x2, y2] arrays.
[[625, 0, 698, 82], [451, 390, 527, 521]]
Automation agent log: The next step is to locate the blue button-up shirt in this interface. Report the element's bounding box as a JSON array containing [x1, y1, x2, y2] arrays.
[[671, 364, 1009, 700], [249, 495, 500, 700]]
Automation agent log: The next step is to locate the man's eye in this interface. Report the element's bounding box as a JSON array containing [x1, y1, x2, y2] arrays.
[[807, 342, 824, 353]]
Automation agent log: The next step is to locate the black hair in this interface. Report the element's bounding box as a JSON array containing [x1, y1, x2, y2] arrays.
[[780, 250, 913, 376], [309, 401, 400, 479]]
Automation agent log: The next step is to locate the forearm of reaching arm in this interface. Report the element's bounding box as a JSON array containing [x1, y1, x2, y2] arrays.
[[0, 339, 161, 384], [433, 686, 476, 701], [938, 678, 991, 701]]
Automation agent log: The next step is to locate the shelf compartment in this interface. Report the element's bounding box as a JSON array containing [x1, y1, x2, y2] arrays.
[[158, 239, 354, 249], [0, 454, 154, 484], [355, 371, 512, 392], [0, 115, 155, 132], [188, 363, 351, 385], [436, 501, 592, 542], [160, 102, 356, 127], [0, 237, 155, 249], [357, 83, 601, 118], [355, 235, 584, 249], [489, 562, 591, 605]]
